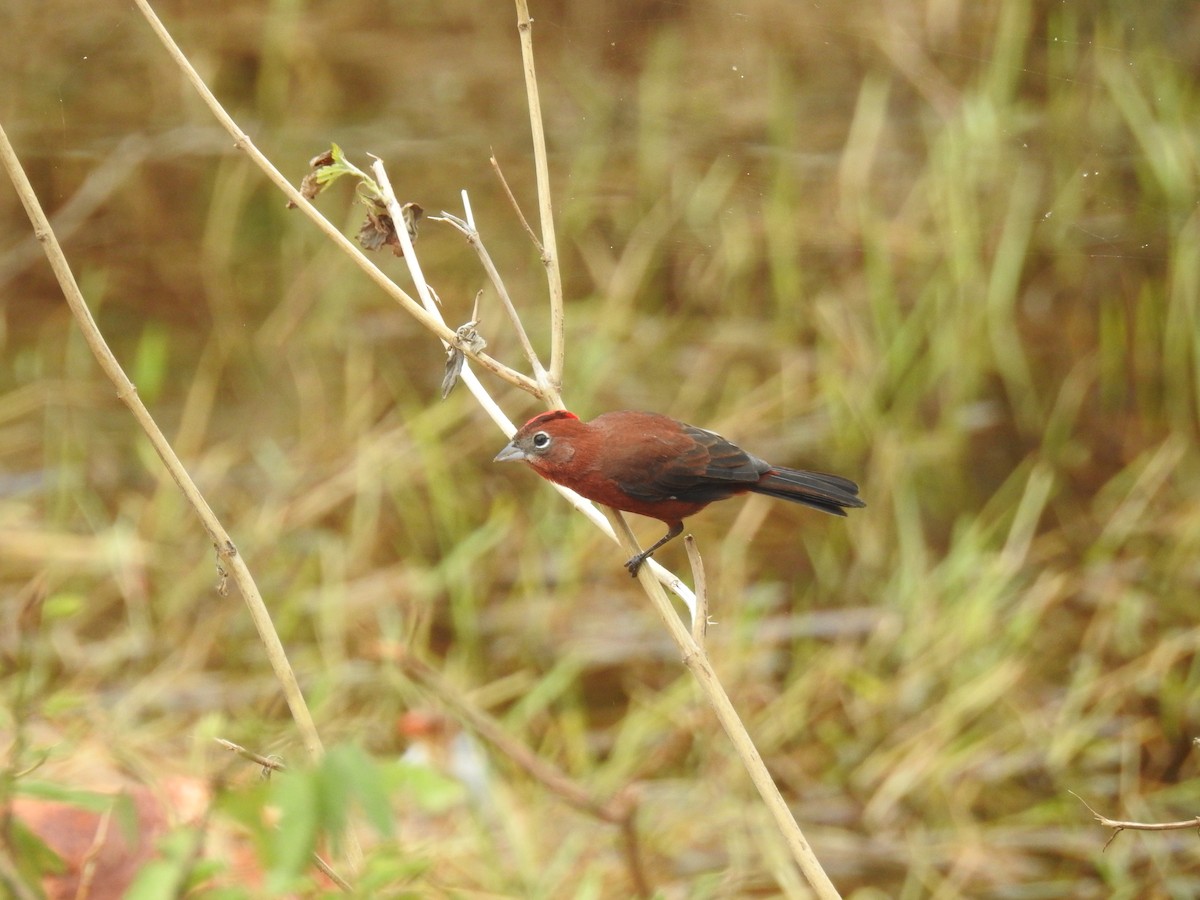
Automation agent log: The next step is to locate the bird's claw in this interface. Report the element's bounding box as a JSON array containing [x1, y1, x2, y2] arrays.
[[625, 555, 646, 578]]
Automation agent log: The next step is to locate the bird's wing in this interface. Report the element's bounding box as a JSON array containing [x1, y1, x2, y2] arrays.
[[614, 426, 768, 503]]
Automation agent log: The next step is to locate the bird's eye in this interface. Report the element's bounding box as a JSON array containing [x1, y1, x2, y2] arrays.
[[532, 431, 551, 450]]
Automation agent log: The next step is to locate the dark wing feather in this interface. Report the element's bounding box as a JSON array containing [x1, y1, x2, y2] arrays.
[[614, 425, 768, 503]]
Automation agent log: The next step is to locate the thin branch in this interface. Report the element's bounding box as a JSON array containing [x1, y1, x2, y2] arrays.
[[602, 507, 841, 899], [0, 121, 327, 770], [503, 5, 833, 889], [490, 153, 544, 255], [215, 739, 352, 891], [1071, 791, 1200, 850], [130, 0, 538, 397], [215, 738, 287, 773], [368, 160, 530, 438], [430, 208, 548, 384], [399, 655, 630, 824], [398, 655, 653, 897], [513, 0, 565, 389]]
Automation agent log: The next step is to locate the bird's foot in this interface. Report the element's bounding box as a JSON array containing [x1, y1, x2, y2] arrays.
[[625, 554, 648, 578]]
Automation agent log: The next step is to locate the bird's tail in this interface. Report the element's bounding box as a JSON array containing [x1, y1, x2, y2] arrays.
[[750, 467, 865, 516]]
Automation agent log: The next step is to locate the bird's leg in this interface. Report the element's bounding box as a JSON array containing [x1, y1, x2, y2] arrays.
[[624, 522, 684, 577]]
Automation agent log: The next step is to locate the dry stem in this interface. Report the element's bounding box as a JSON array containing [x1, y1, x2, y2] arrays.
[[603, 509, 841, 899], [131, 0, 538, 398], [0, 122, 326, 770], [1072, 791, 1200, 850], [398, 655, 651, 897], [514, 0, 565, 390]]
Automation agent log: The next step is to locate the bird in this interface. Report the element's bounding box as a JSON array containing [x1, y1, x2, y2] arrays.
[[494, 409, 864, 577]]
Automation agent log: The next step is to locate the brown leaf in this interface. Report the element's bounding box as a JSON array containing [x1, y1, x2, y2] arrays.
[[357, 201, 424, 257], [358, 209, 401, 255], [288, 149, 338, 208]]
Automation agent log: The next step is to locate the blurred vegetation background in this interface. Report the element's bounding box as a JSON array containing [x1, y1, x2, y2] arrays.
[[4, 0, 1200, 895]]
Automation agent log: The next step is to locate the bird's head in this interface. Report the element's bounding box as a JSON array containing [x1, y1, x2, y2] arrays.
[[494, 410, 585, 474]]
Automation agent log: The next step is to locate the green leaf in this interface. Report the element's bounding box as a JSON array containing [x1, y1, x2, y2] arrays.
[[15, 779, 117, 813], [326, 745, 393, 837], [124, 860, 184, 900], [384, 761, 466, 814], [9, 816, 65, 875], [268, 768, 319, 887], [133, 325, 170, 404]]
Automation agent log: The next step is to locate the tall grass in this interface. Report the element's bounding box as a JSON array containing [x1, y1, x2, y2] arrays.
[[4, 0, 1200, 894]]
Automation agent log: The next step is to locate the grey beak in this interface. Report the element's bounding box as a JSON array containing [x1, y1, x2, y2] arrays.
[[494, 441, 527, 463]]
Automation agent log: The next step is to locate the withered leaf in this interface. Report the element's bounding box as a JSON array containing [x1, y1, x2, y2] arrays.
[[400, 201, 424, 240], [358, 210, 401, 255], [357, 201, 424, 257], [288, 148, 340, 208], [441, 348, 466, 399], [308, 149, 336, 169]]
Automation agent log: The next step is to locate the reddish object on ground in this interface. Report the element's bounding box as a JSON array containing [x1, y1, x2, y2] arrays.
[[10, 777, 304, 898], [495, 410, 865, 576]]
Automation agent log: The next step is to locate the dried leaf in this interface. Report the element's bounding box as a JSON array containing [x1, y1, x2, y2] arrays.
[[358, 210, 401, 255], [357, 202, 424, 257], [400, 201, 424, 240], [441, 348, 466, 399], [308, 149, 336, 169], [288, 145, 348, 208]]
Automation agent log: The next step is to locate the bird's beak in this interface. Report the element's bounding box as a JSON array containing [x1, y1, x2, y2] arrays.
[[494, 441, 527, 463]]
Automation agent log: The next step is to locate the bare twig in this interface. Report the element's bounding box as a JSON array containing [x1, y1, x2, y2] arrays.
[[400, 656, 628, 823], [0, 122, 327, 770], [602, 508, 841, 899], [215, 738, 287, 774], [368, 160, 527, 438], [398, 655, 652, 898], [215, 739, 352, 892], [1072, 791, 1200, 850], [430, 207, 549, 385], [130, 0, 538, 397], [490, 153, 544, 255], [513, 0, 565, 390], [501, 6, 835, 890]]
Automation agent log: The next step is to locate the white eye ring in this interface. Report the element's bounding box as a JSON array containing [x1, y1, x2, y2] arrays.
[[532, 431, 551, 450]]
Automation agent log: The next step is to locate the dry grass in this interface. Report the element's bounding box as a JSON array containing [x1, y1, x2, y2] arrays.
[[4, 0, 1200, 895]]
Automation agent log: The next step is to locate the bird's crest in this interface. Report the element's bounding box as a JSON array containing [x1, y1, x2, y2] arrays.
[[521, 410, 579, 430]]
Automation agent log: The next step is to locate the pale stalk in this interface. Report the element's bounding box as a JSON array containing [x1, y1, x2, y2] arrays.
[[506, 10, 837, 891], [429, 210, 548, 384], [0, 123, 325, 766], [603, 509, 841, 899], [514, 0, 565, 390]]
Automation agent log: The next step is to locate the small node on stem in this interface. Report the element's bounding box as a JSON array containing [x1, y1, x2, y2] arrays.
[[442, 298, 488, 399]]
